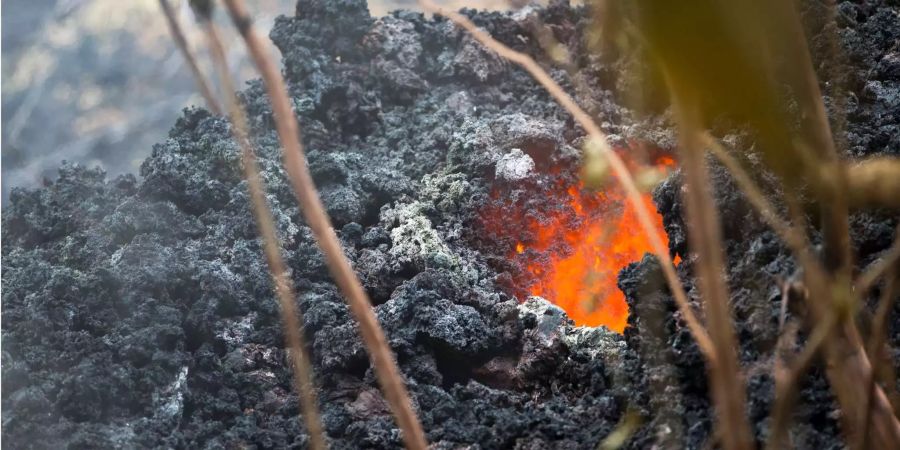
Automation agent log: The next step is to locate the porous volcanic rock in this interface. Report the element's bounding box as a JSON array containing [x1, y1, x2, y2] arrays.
[[3, 0, 899, 449]]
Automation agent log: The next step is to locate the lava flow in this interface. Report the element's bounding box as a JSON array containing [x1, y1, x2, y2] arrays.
[[485, 155, 677, 333]]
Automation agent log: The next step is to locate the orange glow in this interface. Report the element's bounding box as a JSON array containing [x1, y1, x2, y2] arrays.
[[484, 155, 677, 333], [656, 155, 676, 168]]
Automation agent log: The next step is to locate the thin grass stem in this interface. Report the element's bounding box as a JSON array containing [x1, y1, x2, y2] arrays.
[[158, 0, 222, 115], [201, 17, 327, 450], [220, 1, 427, 448]]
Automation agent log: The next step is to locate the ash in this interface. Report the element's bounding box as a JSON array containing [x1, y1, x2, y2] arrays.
[[3, 0, 899, 448]]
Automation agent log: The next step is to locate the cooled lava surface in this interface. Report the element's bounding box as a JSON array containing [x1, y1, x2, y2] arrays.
[[2, 0, 899, 448]]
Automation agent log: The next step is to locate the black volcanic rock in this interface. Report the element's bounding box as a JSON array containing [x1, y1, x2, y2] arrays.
[[3, 0, 899, 449]]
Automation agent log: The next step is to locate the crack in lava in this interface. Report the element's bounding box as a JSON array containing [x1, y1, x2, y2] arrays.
[[487, 156, 677, 332]]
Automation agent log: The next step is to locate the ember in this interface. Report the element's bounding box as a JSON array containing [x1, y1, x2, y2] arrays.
[[489, 155, 677, 332]]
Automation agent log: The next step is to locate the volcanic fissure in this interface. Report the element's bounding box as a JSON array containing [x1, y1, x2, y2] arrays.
[[482, 151, 677, 332]]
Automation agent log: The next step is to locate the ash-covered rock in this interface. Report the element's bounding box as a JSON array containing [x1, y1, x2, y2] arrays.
[[1, 2, 631, 448], [495, 149, 536, 182], [3, 0, 899, 449]]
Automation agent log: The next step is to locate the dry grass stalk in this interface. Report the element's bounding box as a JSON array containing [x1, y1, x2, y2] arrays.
[[825, 322, 900, 447], [704, 136, 900, 447], [768, 312, 838, 449], [846, 158, 900, 210], [771, 171, 898, 445], [769, 0, 853, 277], [220, 1, 427, 448], [859, 270, 898, 450], [417, 0, 714, 360], [867, 231, 900, 416], [198, 14, 327, 450], [669, 105, 753, 450], [701, 139, 845, 443], [780, 5, 900, 441], [703, 134, 838, 299], [847, 157, 900, 209], [158, 0, 222, 115], [856, 232, 900, 295], [702, 134, 811, 259]]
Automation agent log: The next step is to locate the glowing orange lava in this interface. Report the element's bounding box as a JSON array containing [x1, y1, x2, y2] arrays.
[[485, 155, 677, 333]]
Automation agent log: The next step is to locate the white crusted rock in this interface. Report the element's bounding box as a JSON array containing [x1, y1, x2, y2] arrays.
[[495, 148, 535, 181]]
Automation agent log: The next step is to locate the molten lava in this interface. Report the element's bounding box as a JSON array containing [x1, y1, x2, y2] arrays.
[[485, 155, 677, 333]]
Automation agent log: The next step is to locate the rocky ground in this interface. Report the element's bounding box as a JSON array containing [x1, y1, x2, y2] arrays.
[[0, 0, 495, 199], [2, 0, 899, 448]]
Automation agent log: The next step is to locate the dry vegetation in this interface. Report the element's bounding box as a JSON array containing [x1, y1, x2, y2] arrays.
[[160, 0, 900, 448]]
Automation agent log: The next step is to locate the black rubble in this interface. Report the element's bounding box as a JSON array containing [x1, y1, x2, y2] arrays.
[[3, 1, 899, 449]]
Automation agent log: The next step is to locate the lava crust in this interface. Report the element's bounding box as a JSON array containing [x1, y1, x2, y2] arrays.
[[3, 0, 899, 449]]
